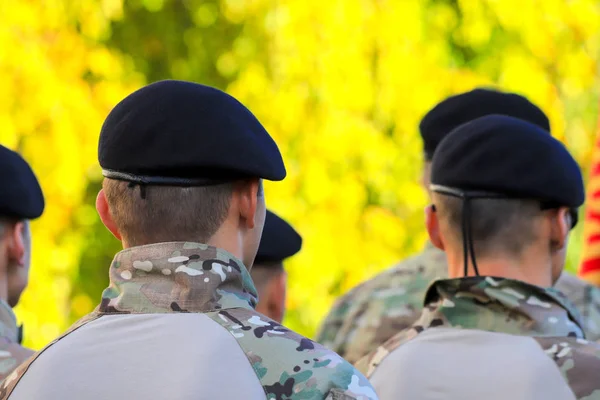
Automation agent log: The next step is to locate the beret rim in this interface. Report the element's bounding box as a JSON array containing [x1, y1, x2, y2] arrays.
[[102, 169, 284, 186]]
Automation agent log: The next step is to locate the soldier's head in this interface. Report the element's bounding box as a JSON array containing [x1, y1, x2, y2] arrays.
[[419, 88, 550, 196], [0, 145, 44, 307], [251, 210, 302, 322], [425, 116, 583, 287], [94, 80, 285, 268]]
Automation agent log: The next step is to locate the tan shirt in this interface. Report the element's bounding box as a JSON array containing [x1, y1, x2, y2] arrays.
[[371, 328, 579, 400]]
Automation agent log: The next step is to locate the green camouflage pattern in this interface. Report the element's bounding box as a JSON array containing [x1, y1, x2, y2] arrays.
[[551, 272, 600, 340], [0, 242, 377, 400], [316, 243, 447, 364], [317, 243, 600, 364], [356, 276, 600, 399], [533, 337, 600, 399], [209, 307, 377, 400], [98, 242, 259, 314], [0, 301, 33, 383]]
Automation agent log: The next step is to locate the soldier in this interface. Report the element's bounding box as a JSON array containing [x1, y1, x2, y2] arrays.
[[0, 81, 378, 400], [357, 115, 600, 399], [251, 210, 302, 323], [316, 88, 600, 363], [0, 145, 44, 382]]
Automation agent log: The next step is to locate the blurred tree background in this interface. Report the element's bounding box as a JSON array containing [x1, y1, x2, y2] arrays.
[[1, 0, 599, 349]]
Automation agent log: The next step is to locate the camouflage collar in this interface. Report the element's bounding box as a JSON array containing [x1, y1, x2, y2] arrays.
[[0, 300, 18, 343], [98, 242, 258, 314], [417, 276, 585, 338]]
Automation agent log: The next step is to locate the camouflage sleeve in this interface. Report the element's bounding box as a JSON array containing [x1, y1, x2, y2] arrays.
[[534, 337, 600, 399], [314, 295, 355, 355], [208, 307, 379, 400], [553, 272, 600, 341], [314, 278, 404, 364], [354, 327, 421, 378], [316, 248, 446, 365]]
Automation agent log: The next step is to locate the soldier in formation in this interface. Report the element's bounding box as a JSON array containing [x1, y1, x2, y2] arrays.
[[251, 210, 302, 323], [0, 80, 377, 400], [0, 145, 44, 382], [2, 82, 600, 400], [317, 89, 600, 364], [356, 115, 600, 399]]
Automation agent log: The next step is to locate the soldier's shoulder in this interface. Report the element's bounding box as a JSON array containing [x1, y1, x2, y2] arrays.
[[553, 273, 600, 341], [329, 248, 446, 314], [533, 336, 600, 398], [315, 248, 446, 358], [0, 341, 34, 382], [354, 326, 421, 377], [553, 272, 594, 305], [373, 248, 447, 291], [208, 307, 378, 399], [0, 312, 101, 396]]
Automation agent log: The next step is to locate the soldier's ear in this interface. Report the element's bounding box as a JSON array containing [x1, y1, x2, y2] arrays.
[[6, 222, 26, 267], [96, 189, 122, 241], [426, 204, 445, 250], [549, 207, 569, 251], [234, 179, 261, 229]]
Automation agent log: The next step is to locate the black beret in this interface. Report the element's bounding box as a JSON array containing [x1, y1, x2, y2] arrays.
[[431, 115, 584, 210], [99, 80, 286, 185], [0, 145, 44, 219], [254, 210, 302, 265], [420, 88, 550, 160]]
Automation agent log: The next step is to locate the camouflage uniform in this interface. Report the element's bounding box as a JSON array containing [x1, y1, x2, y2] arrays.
[[0, 301, 32, 383], [316, 242, 600, 364], [355, 277, 600, 399], [0, 242, 378, 400]]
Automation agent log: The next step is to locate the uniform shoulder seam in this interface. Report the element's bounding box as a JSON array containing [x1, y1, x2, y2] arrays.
[[0, 313, 103, 398], [204, 309, 269, 398]]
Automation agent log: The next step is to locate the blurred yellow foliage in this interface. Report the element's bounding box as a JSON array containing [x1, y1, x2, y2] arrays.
[[0, 0, 139, 348], [229, 0, 600, 336], [0, 0, 598, 346]]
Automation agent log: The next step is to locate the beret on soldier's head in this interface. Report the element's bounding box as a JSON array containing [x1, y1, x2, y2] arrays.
[[420, 88, 550, 160], [98, 80, 286, 185], [0, 145, 44, 219], [254, 210, 302, 265], [431, 115, 584, 208]]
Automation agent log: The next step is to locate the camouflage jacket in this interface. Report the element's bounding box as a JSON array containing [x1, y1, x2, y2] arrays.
[[355, 277, 600, 399], [316, 242, 600, 364], [0, 242, 378, 400], [0, 301, 32, 383]]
